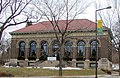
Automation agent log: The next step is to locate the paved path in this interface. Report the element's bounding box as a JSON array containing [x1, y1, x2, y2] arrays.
[[2, 75, 120, 78]]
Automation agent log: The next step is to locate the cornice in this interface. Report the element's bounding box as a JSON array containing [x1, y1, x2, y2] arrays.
[[10, 29, 108, 35], [11, 31, 109, 39], [10, 28, 109, 36]]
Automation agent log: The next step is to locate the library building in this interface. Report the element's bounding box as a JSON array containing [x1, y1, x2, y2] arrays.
[[10, 19, 113, 70]]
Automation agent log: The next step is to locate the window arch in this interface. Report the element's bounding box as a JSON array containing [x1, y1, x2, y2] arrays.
[[19, 41, 25, 57], [64, 40, 73, 57], [52, 40, 60, 56], [29, 41, 37, 56], [90, 40, 98, 60], [40, 41, 48, 55], [77, 41, 85, 59]]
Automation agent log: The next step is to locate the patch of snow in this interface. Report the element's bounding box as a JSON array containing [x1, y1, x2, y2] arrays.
[[26, 67, 33, 68], [42, 67, 82, 70], [112, 64, 119, 70]]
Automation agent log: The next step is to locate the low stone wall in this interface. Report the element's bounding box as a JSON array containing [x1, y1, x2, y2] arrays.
[[98, 58, 112, 71], [9, 58, 112, 70]]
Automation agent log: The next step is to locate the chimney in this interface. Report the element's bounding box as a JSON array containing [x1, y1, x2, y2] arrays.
[[26, 21, 32, 27]]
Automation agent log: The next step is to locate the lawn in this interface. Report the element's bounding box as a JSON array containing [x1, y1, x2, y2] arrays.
[[0, 67, 105, 77]]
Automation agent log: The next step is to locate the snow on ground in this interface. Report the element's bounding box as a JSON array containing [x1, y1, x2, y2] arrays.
[[112, 64, 119, 70], [42, 67, 83, 70]]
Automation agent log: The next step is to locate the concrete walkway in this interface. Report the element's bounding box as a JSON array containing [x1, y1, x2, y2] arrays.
[[1, 75, 120, 78]]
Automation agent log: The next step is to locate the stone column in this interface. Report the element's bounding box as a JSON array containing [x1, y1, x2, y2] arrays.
[[85, 47, 90, 60], [11, 40, 18, 59], [36, 40, 40, 61], [47, 39, 52, 57], [72, 40, 77, 67], [25, 42, 29, 60], [72, 44, 77, 60], [84, 44, 90, 69], [25, 48, 29, 60], [48, 44, 52, 56], [25, 42, 29, 66], [36, 48, 39, 61], [16, 48, 19, 59]]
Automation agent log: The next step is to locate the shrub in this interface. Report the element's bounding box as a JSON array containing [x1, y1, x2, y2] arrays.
[[39, 55, 47, 61], [17, 56, 25, 60], [101, 69, 111, 75], [0, 72, 14, 77], [28, 56, 36, 60]]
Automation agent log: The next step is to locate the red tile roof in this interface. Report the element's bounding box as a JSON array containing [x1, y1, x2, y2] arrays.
[[13, 19, 102, 33]]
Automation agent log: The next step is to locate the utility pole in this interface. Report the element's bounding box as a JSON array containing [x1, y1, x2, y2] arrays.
[[95, 6, 111, 78], [118, 40, 120, 76]]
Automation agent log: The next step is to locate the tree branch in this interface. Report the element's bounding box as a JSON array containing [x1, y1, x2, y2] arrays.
[[0, 0, 31, 30]]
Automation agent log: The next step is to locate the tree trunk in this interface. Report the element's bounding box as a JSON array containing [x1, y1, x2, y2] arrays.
[[59, 43, 64, 76], [0, 30, 3, 43]]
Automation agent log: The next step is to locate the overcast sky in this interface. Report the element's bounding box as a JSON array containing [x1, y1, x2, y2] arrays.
[[2, 0, 115, 40]]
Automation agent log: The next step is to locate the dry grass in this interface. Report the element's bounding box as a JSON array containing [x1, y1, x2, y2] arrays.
[[0, 67, 105, 77]]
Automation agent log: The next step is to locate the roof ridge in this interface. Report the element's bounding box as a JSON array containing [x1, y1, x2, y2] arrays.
[[11, 19, 97, 33]]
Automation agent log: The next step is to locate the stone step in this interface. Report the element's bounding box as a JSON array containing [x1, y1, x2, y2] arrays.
[[37, 61, 59, 67]]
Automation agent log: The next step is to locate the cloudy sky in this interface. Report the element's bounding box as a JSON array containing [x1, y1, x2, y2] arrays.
[[2, 0, 115, 40]]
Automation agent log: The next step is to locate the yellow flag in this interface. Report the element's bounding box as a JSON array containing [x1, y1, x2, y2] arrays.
[[97, 20, 103, 35], [97, 20, 102, 28]]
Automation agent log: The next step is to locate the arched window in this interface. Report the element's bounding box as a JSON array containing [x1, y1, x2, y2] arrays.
[[30, 41, 36, 56], [52, 40, 60, 56], [41, 41, 48, 55], [90, 40, 98, 60], [64, 41, 73, 57], [77, 41, 85, 59], [19, 41, 25, 57]]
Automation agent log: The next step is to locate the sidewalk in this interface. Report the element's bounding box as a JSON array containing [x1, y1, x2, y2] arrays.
[[1, 71, 120, 78], [1, 75, 120, 78]]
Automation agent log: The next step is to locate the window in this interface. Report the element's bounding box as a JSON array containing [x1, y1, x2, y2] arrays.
[[64, 41, 73, 57], [52, 40, 60, 56], [30, 41, 36, 56], [77, 41, 85, 58], [19, 41, 25, 57], [41, 41, 48, 55], [90, 40, 98, 60]]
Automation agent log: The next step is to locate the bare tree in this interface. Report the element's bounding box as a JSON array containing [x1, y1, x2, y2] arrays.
[[110, 0, 120, 75], [0, 0, 32, 42], [96, 0, 118, 52], [97, 0, 120, 45], [113, 0, 120, 41], [0, 38, 11, 65], [33, 0, 91, 76], [97, 0, 120, 75]]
